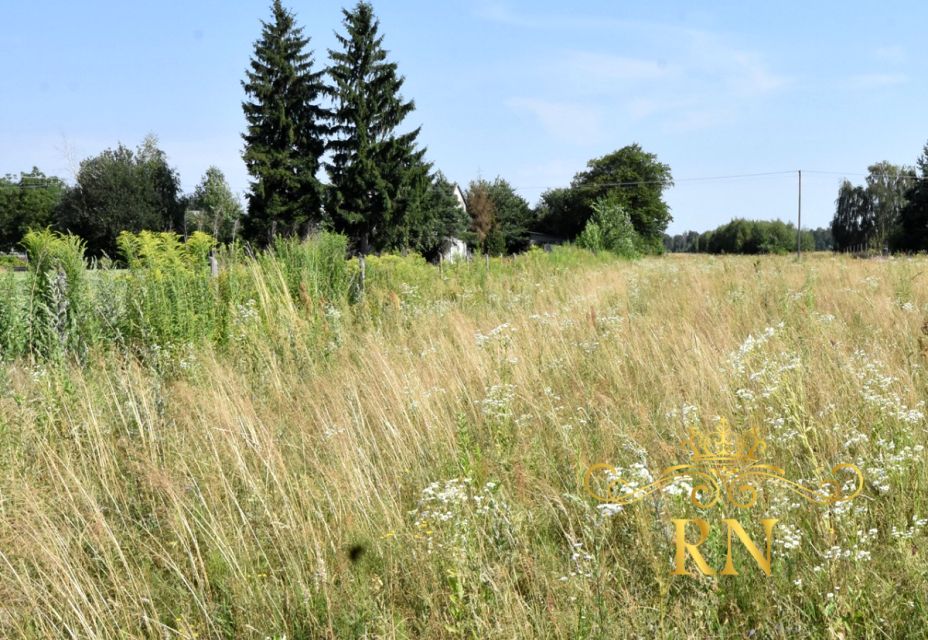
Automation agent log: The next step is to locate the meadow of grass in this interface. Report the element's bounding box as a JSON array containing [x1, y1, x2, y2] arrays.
[[0, 236, 926, 638]]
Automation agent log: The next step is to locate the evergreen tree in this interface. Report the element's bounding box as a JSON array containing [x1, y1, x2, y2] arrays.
[[895, 143, 928, 252], [465, 178, 533, 255], [484, 178, 534, 254], [399, 173, 469, 260], [242, 0, 328, 244], [326, 1, 426, 254]]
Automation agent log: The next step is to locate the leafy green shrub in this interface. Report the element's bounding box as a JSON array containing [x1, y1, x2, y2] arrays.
[[577, 220, 605, 252], [577, 198, 640, 258], [0, 254, 28, 270], [116, 230, 218, 351]]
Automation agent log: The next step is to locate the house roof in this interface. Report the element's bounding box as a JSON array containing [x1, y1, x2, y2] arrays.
[[452, 183, 467, 213]]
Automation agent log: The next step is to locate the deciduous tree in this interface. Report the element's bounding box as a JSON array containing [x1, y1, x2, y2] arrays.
[[865, 161, 914, 250], [186, 167, 243, 243], [0, 168, 65, 250], [56, 136, 182, 257], [484, 178, 534, 254], [831, 180, 874, 251], [535, 144, 673, 251]]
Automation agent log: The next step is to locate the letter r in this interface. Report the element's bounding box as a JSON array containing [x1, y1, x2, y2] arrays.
[[672, 518, 716, 576]]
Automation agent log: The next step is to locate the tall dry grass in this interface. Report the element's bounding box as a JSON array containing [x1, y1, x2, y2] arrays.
[[0, 251, 926, 638]]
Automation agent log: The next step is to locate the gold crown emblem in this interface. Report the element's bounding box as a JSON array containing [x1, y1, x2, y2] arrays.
[[683, 417, 766, 465], [585, 414, 863, 510]]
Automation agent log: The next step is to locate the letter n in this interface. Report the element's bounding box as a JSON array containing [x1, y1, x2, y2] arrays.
[[720, 518, 778, 576], [671, 518, 716, 576]]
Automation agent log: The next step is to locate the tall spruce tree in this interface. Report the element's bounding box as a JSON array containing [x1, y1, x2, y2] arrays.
[[326, 1, 427, 254], [242, 0, 328, 244]]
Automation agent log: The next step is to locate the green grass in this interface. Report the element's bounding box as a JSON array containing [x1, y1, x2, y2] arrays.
[[0, 246, 925, 638]]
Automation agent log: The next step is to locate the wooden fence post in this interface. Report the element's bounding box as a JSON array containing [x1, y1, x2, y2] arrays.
[[359, 254, 366, 296]]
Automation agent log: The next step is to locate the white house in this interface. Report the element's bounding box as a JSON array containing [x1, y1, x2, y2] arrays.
[[452, 183, 467, 211], [439, 184, 471, 262]]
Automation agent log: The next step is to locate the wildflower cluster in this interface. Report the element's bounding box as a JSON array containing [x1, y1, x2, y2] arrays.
[[559, 536, 596, 588], [480, 383, 516, 421], [891, 515, 928, 540], [727, 322, 804, 411], [764, 412, 801, 445], [528, 311, 576, 330], [594, 462, 694, 518], [666, 403, 701, 428], [475, 322, 515, 348], [409, 478, 515, 558], [807, 527, 880, 574], [850, 349, 925, 425], [729, 322, 784, 376], [232, 299, 259, 342], [777, 522, 802, 553]]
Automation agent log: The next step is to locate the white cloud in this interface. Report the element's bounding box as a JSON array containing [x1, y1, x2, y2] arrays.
[[560, 51, 675, 82], [475, 0, 790, 93], [845, 73, 907, 89], [684, 32, 790, 96], [492, 4, 792, 136], [727, 51, 790, 94], [505, 98, 603, 143], [474, 1, 644, 30]]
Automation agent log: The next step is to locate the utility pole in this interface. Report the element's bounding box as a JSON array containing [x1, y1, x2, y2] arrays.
[[796, 170, 802, 259]]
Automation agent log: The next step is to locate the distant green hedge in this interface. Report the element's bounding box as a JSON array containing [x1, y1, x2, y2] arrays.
[[0, 254, 28, 270]]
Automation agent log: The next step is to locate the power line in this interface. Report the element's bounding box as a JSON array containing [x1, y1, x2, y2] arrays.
[[675, 170, 798, 183], [803, 169, 926, 181], [510, 169, 928, 197], [0, 178, 66, 190], [511, 170, 797, 192]]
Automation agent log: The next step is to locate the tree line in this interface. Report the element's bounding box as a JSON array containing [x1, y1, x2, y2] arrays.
[[830, 148, 928, 253], [1, 1, 676, 261], [0, 140, 243, 258], [664, 220, 831, 254]]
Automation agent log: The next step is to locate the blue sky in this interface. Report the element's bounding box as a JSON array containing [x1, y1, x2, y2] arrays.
[[2, 0, 926, 234]]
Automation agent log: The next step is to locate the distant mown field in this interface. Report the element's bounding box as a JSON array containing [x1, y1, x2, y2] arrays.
[[0, 245, 925, 639]]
